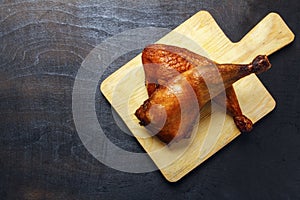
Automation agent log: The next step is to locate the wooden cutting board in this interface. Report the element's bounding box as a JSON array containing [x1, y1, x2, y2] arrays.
[[101, 11, 294, 182]]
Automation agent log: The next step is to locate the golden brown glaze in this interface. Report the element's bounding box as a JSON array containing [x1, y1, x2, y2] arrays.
[[142, 44, 214, 96], [135, 44, 271, 143], [142, 44, 254, 132], [213, 87, 253, 132]]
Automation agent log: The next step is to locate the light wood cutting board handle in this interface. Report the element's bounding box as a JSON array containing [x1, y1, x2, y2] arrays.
[[225, 12, 295, 63]]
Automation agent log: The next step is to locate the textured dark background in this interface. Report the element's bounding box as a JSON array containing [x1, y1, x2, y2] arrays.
[[1, 0, 300, 199]]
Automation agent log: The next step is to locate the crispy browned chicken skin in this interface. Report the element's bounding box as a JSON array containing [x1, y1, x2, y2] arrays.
[[135, 44, 271, 143], [141, 44, 254, 132]]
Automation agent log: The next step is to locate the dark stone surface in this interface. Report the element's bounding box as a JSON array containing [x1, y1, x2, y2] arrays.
[[0, 0, 299, 199]]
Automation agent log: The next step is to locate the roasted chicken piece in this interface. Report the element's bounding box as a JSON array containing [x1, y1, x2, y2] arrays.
[[213, 88, 253, 132], [135, 44, 271, 143], [141, 44, 253, 132]]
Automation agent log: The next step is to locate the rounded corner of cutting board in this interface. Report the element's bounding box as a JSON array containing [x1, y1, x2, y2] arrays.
[[164, 176, 179, 183], [162, 172, 182, 183], [100, 79, 107, 93], [270, 97, 277, 112], [197, 10, 211, 16], [100, 75, 114, 102]]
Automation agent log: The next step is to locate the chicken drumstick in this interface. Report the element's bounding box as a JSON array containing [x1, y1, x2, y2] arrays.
[[135, 44, 271, 143]]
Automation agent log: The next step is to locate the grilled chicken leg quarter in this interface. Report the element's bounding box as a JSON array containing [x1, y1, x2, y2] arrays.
[[135, 44, 271, 143]]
